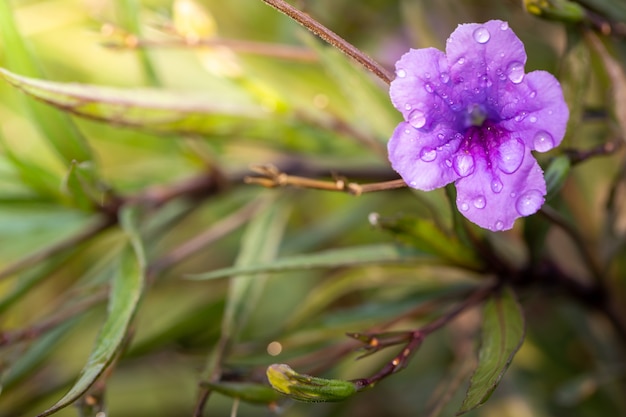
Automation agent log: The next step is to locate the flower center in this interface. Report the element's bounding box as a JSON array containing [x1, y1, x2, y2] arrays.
[[466, 103, 488, 127]]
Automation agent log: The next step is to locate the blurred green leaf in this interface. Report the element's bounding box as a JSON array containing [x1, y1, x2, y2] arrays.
[[560, 28, 590, 142], [373, 214, 482, 270], [221, 197, 289, 342], [61, 160, 101, 211], [578, 0, 626, 22], [545, 155, 571, 201], [523, 0, 585, 22], [305, 35, 399, 143], [201, 380, 282, 405], [0, 2, 93, 165], [457, 287, 525, 415], [36, 207, 145, 417], [0, 67, 272, 136], [189, 243, 432, 281], [267, 364, 357, 402]]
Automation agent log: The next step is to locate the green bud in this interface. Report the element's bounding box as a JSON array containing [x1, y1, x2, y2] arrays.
[[266, 364, 357, 402], [523, 0, 586, 23], [201, 381, 282, 405]]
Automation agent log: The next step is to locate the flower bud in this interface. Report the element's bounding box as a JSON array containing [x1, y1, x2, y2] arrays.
[[266, 364, 357, 402]]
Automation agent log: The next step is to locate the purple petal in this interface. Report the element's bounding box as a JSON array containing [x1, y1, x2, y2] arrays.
[[455, 148, 546, 231], [390, 48, 457, 129], [498, 71, 569, 152], [388, 122, 462, 190], [445, 20, 527, 107]]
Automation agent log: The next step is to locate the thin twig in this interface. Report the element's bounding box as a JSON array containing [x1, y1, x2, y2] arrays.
[[259, 0, 393, 84], [245, 164, 406, 195]]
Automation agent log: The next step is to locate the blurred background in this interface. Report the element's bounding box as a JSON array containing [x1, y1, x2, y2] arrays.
[[1, 0, 625, 416]]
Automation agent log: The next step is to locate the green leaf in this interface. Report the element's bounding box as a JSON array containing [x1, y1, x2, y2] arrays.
[[188, 243, 431, 281], [201, 381, 282, 405], [267, 364, 357, 402], [221, 198, 290, 341], [36, 207, 145, 417], [61, 160, 102, 211], [0, 3, 93, 165], [373, 214, 482, 270], [457, 287, 526, 415], [545, 155, 571, 201], [0, 67, 269, 136]]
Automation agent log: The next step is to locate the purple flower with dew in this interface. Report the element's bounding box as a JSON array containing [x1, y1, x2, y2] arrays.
[[388, 20, 569, 231]]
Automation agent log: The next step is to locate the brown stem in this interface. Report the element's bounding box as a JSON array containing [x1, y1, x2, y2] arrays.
[[259, 0, 393, 85], [353, 283, 496, 389]]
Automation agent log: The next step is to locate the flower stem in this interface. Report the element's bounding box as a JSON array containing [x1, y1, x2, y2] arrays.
[[259, 0, 393, 84]]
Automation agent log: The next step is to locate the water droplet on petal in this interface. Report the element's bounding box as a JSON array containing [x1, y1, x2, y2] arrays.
[[453, 153, 475, 177], [420, 147, 437, 162], [424, 82, 434, 93], [437, 133, 445, 140], [500, 22, 509, 31], [424, 72, 431, 79], [529, 90, 537, 98], [515, 189, 544, 216], [396, 69, 407, 78], [506, 61, 525, 84], [460, 202, 469, 211], [473, 195, 486, 209], [457, 57, 466, 65], [510, 192, 517, 198], [494, 220, 505, 230], [498, 138, 525, 174], [445, 159, 452, 167], [529, 116, 537, 123], [405, 103, 412, 111], [533, 130, 554, 152], [408, 109, 426, 129], [473, 27, 490, 44], [491, 178, 503, 193], [514, 112, 527, 122], [440, 72, 450, 83]]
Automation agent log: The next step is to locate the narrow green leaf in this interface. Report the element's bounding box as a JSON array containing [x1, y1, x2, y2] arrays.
[[304, 35, 399, 141], [61, 161, 101, 211], [545, 155, 571, 201], [221, 198, 289, 341], [36, 208, 145, 417], [201, 381, 282, 405], [0, 3, 93, 164], [457, 287, 526, 415], [188, 243, 430, 281], [373, 213, 482, 270], [0, 68, 268, 136]]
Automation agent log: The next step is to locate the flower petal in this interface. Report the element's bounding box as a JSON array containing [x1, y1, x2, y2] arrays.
[[498, 70, 569, 152], [390, 48, 456, 129], [455, 148, 546, 231], [388, 122, 462, 191], [445, 20, 527, 109]]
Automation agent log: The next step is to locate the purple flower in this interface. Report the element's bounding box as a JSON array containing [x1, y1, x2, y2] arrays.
[[388, 20, 569, 231]]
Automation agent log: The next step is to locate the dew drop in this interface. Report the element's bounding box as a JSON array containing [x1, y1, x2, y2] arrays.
[[460, 202, 469, 212], [497, 138, 525, 174], [457, 57, 466, 65], [529, 116, 537, 123], [514, 112, 527, 122], [500, 22, 509, 31], [453, 153, 475, 177], [473, 195, 486, 209], [424, 82, 434, 93], [437, 133, 445, 140], [408, 109, 426, 129], [515, 189, 544, 216], [473, 27, 491, 44], [533, 130, 554, 152], [529, 90, 537, 98], [396, 69, 407, 78], [420, 147, 437, 162], [506, 61, 525, 84], [424, 72, 431, 79], [494, 220, 504, 230], [491, 178, 503, 194], [445, 159, 452, 167], [404, 103, 412, 111], [439, 72, 450, 83]]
